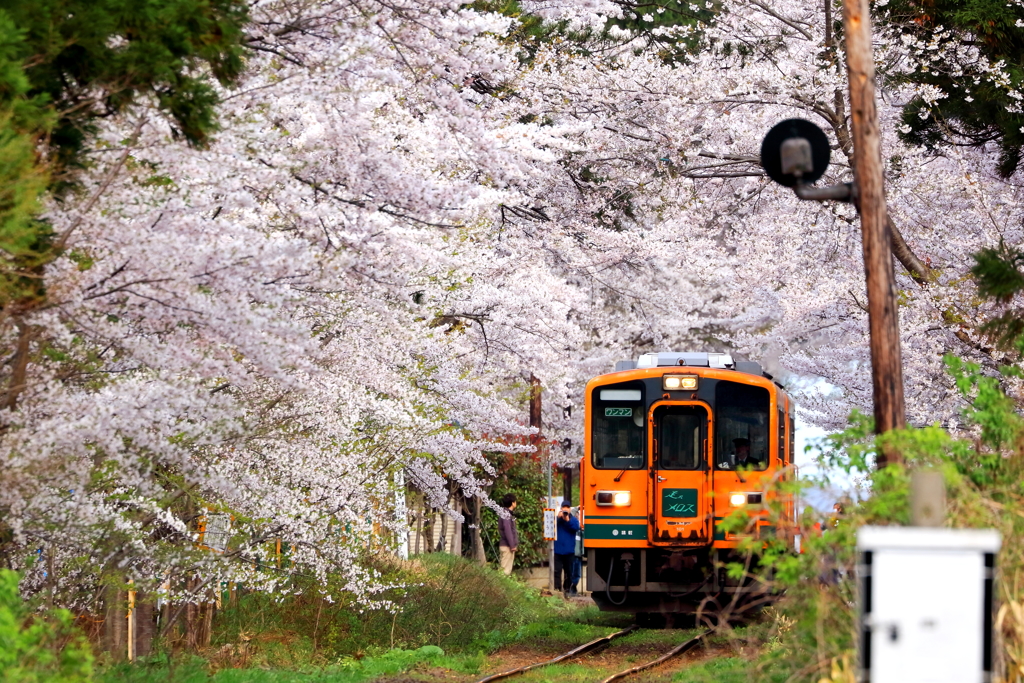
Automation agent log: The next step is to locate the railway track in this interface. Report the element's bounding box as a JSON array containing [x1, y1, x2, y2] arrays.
[[472, 625, 712, 683], [597, 629, 710, 683], [474, 625, 637, 683]]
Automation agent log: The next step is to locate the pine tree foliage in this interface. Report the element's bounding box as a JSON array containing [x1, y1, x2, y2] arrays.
[[971, 242, 1024, 352], [0, 1, 249, 309], [6, 0, 248, 167], [880, 0, 1024, 176]]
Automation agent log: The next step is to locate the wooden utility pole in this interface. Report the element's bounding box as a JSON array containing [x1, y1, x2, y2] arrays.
[[530, 374, 555, 591], [529, 374, 542, 433], [843, 0, 906, 467]]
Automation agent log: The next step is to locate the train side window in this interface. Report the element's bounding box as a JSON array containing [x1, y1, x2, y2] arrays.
[[715, 382, 770, 471], [789, 412, 795, 464], [778, 409, 786, 464], [592, 385, 646, 469], [656, 406, 705, 470]]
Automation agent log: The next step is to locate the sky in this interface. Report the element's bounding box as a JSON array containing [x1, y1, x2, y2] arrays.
[[795, 415, 869, 514]]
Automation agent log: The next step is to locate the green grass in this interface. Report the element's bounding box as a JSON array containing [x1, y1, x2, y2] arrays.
[[99, 646, 486, 683], [469, 628, 721, 683], [94, 558, 752, 683], [97, 613, 746, 683], [200, 553, 563, 667], [505, 661, 608, 683], [95, 557, 614, 682], [671, 656, 748, 682], [614, 627, 703, 647], [502, 608, 631, 648]]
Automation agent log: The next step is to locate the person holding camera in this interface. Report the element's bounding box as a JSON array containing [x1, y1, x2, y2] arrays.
[[554, 500, 580, 598]]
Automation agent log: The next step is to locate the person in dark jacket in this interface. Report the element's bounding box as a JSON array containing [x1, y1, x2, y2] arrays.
[[498, 493, 519, 575], [554, 500, 580, 597], [569, 524, 583, 596]]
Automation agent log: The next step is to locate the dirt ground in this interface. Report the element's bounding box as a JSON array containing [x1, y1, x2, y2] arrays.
[[481, 639, 735, 681], [369, 591, 759, 683], [371, 633, 742, 683]]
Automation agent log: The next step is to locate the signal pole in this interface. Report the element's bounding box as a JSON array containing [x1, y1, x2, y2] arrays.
[[843, 0, 906, 466], [530, 374, 555, 592]]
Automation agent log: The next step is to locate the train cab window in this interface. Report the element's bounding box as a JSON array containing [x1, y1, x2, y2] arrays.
[[592, 385, 646, 469], [715, 382, 770, 471], [656, 406, 705, 470]]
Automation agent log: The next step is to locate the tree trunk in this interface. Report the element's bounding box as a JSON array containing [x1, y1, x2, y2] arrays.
[[422, 503, 434, 553], [185, 577, 199, 650], [414, 495, 423, 556], [161, 597, 172, 647], [135, 594, 155, 657], [199, 593, 214, 648], [529, 374, 542, 433], [471, 495, 486, 564], [436, 506, 448, 553], [452, 491, 463, 558], [103, 585, 126, 659]]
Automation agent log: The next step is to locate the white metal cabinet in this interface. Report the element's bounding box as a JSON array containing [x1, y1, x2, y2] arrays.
[[857, 526, 1000, 683]]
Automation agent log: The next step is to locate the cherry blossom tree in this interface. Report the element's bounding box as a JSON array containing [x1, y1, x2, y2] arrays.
[[2, 0, 1021, 609]]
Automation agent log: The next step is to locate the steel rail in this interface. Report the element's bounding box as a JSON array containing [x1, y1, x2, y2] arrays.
[[596, 628, 712, 683], [473, 624, 638, 683]]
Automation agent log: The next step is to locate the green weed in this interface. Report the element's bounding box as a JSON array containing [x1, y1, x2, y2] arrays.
[[672, 656, 748, 683], [100, 646, 484, 683], [507, 616, 624, 646], [207, 552, 554, 668], [725, 354, 1024, 682], [503, 661, 608, 683], [0, 568, 94, 683], [615, 627, 702, 647]]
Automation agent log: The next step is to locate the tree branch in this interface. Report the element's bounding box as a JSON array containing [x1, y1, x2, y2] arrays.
[[888, 217, 934, 285]]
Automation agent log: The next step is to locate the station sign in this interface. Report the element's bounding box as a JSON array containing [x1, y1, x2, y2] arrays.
[[543, 508, 556, 540]]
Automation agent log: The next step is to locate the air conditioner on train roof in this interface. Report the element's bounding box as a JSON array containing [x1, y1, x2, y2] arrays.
[[636, 351, 734, 369], [613, 352, 765, 378]]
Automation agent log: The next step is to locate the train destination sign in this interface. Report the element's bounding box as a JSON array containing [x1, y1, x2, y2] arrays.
[[605, 407, 632, 417]]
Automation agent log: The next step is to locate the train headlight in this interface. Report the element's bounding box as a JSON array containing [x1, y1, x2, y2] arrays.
[[729, 493, 764, 506], [596, 491, 631, 507], [663, 374, 699, 391]]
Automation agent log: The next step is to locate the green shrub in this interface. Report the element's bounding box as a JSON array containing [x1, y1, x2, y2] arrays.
[[729, 355, 1024, 682], [672, 656, 749, 683], [211, 552, 555, 666], [0, 569, 94, 683], [481, 451, 553, 569], [100, 646, 482, 683]]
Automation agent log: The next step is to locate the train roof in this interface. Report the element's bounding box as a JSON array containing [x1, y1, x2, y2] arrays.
[[612, 351, 769, 380]]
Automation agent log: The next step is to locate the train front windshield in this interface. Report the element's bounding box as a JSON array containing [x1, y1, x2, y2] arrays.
[[658, 407, 704, 470], [715, 381, 770, 470], [592, 385, 645, 469]]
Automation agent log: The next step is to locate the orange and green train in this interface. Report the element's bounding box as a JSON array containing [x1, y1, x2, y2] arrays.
[[580, 351, 796, 615]]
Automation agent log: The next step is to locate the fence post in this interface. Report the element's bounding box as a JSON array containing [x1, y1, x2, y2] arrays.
[[911, 470, 946, 527]]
